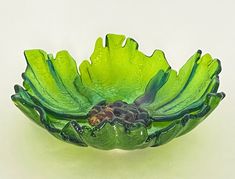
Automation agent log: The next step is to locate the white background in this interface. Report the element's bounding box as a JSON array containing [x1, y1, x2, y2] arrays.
[[0, 0, 234, 178]]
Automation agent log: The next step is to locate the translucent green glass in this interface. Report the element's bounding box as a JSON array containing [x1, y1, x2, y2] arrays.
[[11, 34, 225, 150]]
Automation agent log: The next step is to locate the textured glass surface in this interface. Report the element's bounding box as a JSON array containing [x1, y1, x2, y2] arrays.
[[11, 34, 225, 150]]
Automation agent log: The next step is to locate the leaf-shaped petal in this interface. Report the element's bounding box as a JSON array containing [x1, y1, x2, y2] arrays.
[[12, 85, 88, 146], [79, 34, 170, 103], [139, 51, 222, 119], [22, 49, 104, 117], [146, 92, 224, 147], [79, 121, 148, 150]]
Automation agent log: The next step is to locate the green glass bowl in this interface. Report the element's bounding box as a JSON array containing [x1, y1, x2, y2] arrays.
[[11, 34, 225, 150]]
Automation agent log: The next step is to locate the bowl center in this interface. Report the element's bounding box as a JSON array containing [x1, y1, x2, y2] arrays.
[[88, 100, 150, 126]]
